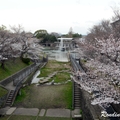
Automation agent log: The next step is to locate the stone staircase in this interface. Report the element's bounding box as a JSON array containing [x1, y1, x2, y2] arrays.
[[5, 90, 14, 106], [74, 82, 81, 109]]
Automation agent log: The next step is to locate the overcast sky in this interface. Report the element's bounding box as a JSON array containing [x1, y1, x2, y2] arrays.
[[0, 0, 120, 35]]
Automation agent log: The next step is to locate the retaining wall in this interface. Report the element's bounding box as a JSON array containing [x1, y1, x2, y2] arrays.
[[79, 89, 106, 120], [0, 63, 39, 86]]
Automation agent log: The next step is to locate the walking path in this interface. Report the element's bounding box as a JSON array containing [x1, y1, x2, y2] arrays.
[[0, 107, 81, 119], [4, 81, 15, 90]]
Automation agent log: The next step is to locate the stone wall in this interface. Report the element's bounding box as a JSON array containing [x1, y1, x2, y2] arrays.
[[80, 89, 110, 120], [0, 94, 7, 107]]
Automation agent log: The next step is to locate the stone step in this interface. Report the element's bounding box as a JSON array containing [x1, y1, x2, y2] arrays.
[[74, 90, 80, 93], [8, 96, 12, 98], [75, 107, 81, 109], [74, 89, 79, 91], [74, 97, 80, 101], [74, 100, 80, 102], [74, 92, 80, 94], [74, 96, 80, 98], [4, 90, 15, 106], [75, 104, 80, 107], [74, 90, 80, 92], [7, 98, 12, 100], [6, 100, 12, 102], [6, 103, 10, 105], [74, 82, 81, 109], [74, 95, 80, 97], [9, 94, 13, 96]]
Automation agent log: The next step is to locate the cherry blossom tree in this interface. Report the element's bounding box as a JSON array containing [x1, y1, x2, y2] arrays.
[[0, 25, 41, 69], [10, 25, 41, 60], [0, 25, 15, 69], [72, 20, 120, 110]]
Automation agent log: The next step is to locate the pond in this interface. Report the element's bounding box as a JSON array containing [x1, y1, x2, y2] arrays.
[[42, 48, 69, 62]]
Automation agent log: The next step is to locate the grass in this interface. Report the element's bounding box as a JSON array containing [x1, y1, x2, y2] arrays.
[[14, 60, 72, 109], [14, 82, 72, 109], [38, 60, 71, 77], [0, 58, 31, 81], [0, 87, 8, 97], [1, 59, 73, 119], [0, 115, 36, 120], [49, 72, 71, 83]]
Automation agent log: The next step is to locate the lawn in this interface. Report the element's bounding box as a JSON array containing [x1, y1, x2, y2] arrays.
[[49, 72, 71, 83], [14, 82, 72, 109], [38, 60, 71, 77], [14, 60, 72, 109], [0, 86, 8, 97], [0, 115, 36, 120], [0, 58, 31, 81]]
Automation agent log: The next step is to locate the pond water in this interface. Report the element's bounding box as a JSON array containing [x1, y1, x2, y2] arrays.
[[42, 48, 69, 62]]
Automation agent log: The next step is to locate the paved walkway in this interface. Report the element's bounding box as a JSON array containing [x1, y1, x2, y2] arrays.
[[0, 107, 81, 119], [4, 81, 16, 90]]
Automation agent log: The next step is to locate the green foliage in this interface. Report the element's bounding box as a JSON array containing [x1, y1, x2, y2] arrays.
[[41, 34, 57, 43], [73, 33, 82, 38], [34, 29, 48, 39], [61, 33, 82, 38], [34, 29, 57, 43], [80, 109, 82, 115], [14, 89, 26, 103], [21, 57, 30, 64]]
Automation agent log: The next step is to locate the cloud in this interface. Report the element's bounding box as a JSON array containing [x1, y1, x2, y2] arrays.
[[0, 0, 117, 34]]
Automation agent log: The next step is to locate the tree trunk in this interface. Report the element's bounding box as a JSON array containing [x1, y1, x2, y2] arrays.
[[1, 60, 5, 69]]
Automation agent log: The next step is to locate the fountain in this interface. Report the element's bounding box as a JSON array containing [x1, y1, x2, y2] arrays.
[[55, 38, 73, 62]]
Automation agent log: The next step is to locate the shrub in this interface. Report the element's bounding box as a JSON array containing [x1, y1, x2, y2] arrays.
[[21, 57, 30, 64]]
